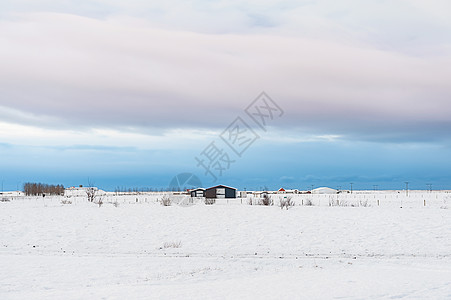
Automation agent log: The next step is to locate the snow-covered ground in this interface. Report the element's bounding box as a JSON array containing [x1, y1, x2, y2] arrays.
[[1, 192, 450, 299]]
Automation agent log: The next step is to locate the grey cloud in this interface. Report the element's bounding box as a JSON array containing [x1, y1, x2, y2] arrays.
[[0, 8, 450, 143]]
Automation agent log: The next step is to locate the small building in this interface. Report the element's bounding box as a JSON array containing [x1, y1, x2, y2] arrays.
[[285, 189, 299, 194], [277, 188, 299, 194], [311, 187, 338, 194], [190, 188, 205, 197], [252, 191, 263, 197], [205, 185, 236, 199], [65, 186, 106, 197], [239, 191, 247, 198]]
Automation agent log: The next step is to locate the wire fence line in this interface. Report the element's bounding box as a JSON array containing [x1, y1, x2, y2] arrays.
[[1, 191, 450, 209]]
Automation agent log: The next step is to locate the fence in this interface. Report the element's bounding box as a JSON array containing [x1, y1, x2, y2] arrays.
[[1, 191, 449, 209]]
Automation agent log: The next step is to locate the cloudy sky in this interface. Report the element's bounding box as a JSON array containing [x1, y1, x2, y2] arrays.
[[1, 0, 451, 191]]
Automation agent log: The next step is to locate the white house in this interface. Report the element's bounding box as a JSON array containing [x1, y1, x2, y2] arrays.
[[65, 186, 101, 197]]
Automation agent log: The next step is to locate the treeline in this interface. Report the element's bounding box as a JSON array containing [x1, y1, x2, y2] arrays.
[[114, 187, 155, 194], [113, 186, 191, 194], [23, 182, 65, 196]]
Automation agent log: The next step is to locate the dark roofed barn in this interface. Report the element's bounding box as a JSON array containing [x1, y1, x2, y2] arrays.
[[205, 185, 236, 199], [190, 188, 205, 197]]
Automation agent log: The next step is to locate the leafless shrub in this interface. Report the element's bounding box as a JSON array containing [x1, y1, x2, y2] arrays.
[[96, 198, 103, 207], [163, 241, 182, 249], [280, 196, 295, 210], [339, 200, 349, 207], [329, 198, 370, 207], [61, 199, 72, 205], [303, 199, 313, 206], [160, 195, 172, 206], [259, 194, 274, 206], [359, 200, 370, 207], [205, 198, 215, 205], [112, 200, 119, 207], [440, 198, 448, 209], [329, 199, 347, 207], [90, 193, 104, 207]]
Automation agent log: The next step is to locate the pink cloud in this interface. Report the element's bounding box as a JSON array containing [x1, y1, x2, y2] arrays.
[[0, 12, 450, 142]]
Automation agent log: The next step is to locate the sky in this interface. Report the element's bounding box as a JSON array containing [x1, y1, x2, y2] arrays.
[[1, 0, 451, 191]]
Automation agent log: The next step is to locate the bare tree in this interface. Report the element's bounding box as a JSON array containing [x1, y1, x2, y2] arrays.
[[86, 180, 97, 202]]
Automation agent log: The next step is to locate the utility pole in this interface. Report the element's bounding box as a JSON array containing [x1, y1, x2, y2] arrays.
[[311, 184, 314, 192], [426, 183, 432, 193], [350, 182, 353, 194], [405, 182, 409, 196]]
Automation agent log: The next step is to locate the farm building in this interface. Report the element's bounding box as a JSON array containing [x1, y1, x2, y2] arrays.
[[190, 188, 205, 197], [205, 185, 236, 199], [311, 187, 338, 194], [285, 189, 299, 194], [277, 188, 299, 194], [252, 191, 263, 197], [0, 191, 24, 197], [65, 186, 99, 197]]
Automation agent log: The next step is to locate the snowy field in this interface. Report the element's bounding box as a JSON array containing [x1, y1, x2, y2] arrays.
[[1, 192, 451, 299]]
